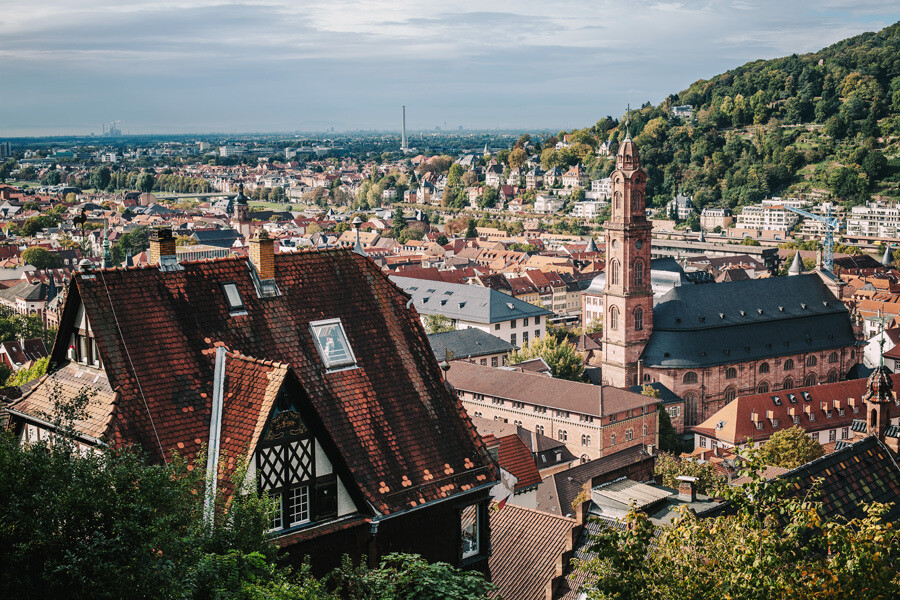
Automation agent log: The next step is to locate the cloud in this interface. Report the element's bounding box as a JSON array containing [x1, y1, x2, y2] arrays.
[[0, 1, 895, 134]]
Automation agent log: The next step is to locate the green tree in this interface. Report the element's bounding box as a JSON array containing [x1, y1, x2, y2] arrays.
[[465, 219, 478, 239], [580, 453, 900, 600], [653, 452, 725, 495], [756, 425, 825, 468], [740, 237, 761, 246], [4, 356, 49, 387], [137, 172, 156, 193], [508, 148, 527, 169], [435, 234, 449, 246], [508, 335, 585, 382], [20, 246, 64, 269], [111, 226, 151, 264], [90, 167, 112, 191], [423, 314, 455, 334]]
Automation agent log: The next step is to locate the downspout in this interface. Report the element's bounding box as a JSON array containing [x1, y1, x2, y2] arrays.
[[204, 346, 227, 531]]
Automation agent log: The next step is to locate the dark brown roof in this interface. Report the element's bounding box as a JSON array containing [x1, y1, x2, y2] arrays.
[[448, 361, 656, 417], [534, 445, 654, 516], [46, 250, 497, 514], [488, 504, 576, 600]]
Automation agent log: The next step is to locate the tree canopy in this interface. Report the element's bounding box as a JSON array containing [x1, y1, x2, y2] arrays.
[[508, 335, 585, 382], [756, 425, 825, 468]]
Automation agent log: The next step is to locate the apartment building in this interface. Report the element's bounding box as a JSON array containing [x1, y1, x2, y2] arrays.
[[847, 202, 900, 240]]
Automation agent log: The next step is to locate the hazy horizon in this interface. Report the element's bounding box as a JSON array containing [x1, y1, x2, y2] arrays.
[[2, 1, 897, 137]]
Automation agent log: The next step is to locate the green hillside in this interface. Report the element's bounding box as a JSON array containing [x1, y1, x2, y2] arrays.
[[570, 21, 900, 213]]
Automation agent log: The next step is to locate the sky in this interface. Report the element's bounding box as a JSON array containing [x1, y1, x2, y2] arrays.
[[0, 1, 897, 136]]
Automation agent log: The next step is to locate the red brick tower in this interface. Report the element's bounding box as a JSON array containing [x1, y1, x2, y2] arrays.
[[601, 127, 653, 388]]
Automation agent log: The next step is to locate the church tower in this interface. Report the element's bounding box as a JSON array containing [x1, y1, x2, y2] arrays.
[[601, 128, 653, 388]]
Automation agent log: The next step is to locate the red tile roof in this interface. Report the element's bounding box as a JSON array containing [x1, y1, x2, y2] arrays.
[[482, 433, 542, 492], [694, 374, 900, 445], [488, 504, 576, 600], [48, 249, 497, 514]]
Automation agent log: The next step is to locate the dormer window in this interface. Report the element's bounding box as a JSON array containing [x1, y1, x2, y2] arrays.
[[310, 319, 356, 370], [222, 283, 245, 314]]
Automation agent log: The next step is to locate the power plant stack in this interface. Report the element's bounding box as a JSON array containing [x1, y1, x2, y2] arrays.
[[401, 105, 408, 151]]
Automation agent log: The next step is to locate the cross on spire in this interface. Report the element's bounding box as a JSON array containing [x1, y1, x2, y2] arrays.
[[624, 103, 631, 140]]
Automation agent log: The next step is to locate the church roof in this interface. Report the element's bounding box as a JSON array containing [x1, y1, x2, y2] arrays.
[[641, 274, 856, 369]]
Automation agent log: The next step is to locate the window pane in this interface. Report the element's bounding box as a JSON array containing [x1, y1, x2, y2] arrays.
[[461, 504, 480, 558], [223, 283, 244, 310], [289, 486, 310, 526], [310, 320, 356, 368], [270, 493, 283, 531]]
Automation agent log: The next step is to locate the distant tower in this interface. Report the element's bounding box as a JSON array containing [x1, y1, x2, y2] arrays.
[[601, 122, 653, 388], [401, 106, 408, 151]]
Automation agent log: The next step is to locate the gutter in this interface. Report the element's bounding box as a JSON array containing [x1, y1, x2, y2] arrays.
[[203, 346, 226, 530], [6, 407, 107, 448], [369, 479, 496, 526]]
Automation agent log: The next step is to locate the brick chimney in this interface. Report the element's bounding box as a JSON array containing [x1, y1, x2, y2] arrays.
[[676, 475, 697, 503], [249, 229, 275, 280], [148, 226, 181, 271], [149, 227, 175, 265]]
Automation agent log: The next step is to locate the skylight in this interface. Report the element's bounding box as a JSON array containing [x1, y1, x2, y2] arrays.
[[310, 319, 356, 370], [222, 283, 245, 314]]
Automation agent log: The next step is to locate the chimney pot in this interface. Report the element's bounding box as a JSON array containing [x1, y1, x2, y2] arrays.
[[676, 475, 697, 503]]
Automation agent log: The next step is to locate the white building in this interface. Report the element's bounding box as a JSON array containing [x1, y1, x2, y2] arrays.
[[847, 202, 900, 240], [571, 200, 608, 219], [591, 178, 612, 199], [390, 276, 551, 347], [534, 195, 564, 214], [666, 194, 694, 221], [735, 203, 801, 233]]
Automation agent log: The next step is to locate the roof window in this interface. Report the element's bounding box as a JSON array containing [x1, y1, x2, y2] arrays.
[[310, 319, 357, 370], [771, 396, 782, 406], [222, 283, 246, 314]]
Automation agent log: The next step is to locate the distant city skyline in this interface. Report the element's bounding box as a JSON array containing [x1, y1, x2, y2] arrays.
[[1, 1, 897, 137]]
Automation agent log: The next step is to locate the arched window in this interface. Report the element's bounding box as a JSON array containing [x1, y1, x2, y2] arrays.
[[609, 306, 619, 330], [725, 367, 737, 379], [683, 371, 698, 384], [610, 260, 620, 286], [610, 433, 616, 446], [724, 387, 736, 402], [827, 370, 839, 383], [806, 355, 817, 367], [558, 430, 567, 442], [757, 381, 769, 393], [828, 352, 839, 363], [634, 307, 644, 331], [784, 358, 794, 371], [634, 260, 644, 286], [614, 191, 621, 211], [783, 377, 794, 390], [759, 362, 770, 374], [580, 454, 589, 464], [870, 408, 878, 429], [684, 393, 698, 427], [805, 373, 817, 387]]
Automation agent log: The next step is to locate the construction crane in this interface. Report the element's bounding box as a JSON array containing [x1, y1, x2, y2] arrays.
[[784, 202, 843, 273]]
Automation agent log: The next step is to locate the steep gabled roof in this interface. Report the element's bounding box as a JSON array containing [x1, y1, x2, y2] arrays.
[[49, 249, 497, 514]]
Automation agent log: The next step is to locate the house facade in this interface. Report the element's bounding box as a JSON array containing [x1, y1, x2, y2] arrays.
[[6, 229, 498, 576], [448, 361, 659, 463]]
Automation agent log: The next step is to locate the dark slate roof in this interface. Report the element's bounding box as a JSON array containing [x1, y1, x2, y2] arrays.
[[641, 274, 855, 368], [534, 445, 653, 516], [706, 436, 900, 523], [44, 250, 497, 515], [0, 280, 46, 302], [628, 381, 681, 405], [391, 276, 551, 324], [190, 228, 243, 248], [428, 328, 514, 360]]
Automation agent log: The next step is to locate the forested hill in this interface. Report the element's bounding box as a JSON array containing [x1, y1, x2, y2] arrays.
[[567, 21, 900, 213]]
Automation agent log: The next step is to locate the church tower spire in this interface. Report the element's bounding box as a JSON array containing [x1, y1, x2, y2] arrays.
[[601, 129, 653, 388]]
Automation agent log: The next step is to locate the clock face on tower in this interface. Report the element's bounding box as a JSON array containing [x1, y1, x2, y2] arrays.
[[635, 240, 642, 249]]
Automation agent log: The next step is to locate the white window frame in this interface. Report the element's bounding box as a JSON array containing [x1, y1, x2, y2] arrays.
[[310, 318, 357, 370]]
